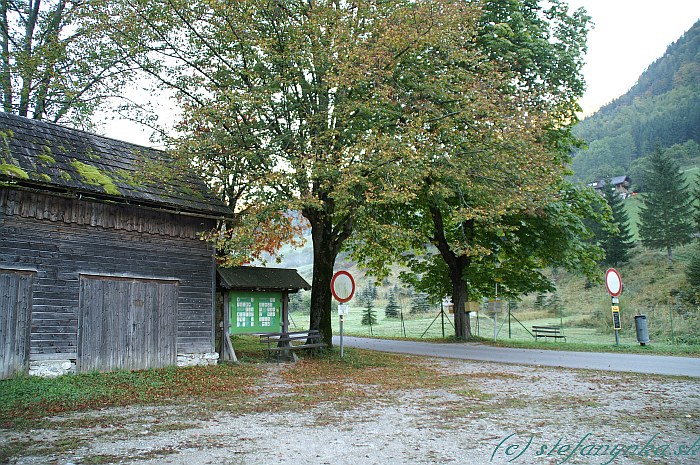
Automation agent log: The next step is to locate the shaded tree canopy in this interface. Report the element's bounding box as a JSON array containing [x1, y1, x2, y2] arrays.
[[385, 183, 605, 300], [685, 246, 700, 291], [695, 180, 700, 232]]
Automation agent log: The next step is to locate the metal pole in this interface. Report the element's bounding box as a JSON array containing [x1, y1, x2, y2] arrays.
[[612, 296, 619, 346], [441, 300, 445, 338], [493, 312, 497, 342], [400, 308, 406, 337], [560, 304, 563, 329], [670, 304, 675, 344], [494, 281, 498, 342], [508, 305, 512, 339], [340, 315, 344, 358]]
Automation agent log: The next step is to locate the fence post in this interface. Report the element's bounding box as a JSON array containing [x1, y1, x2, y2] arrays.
[[669, 304, 675, 344], [508, 306, 511, 339]]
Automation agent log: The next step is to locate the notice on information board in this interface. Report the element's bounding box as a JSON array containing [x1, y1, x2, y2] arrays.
[[230, 292, 282, 334], [235, 297, 256, 328]]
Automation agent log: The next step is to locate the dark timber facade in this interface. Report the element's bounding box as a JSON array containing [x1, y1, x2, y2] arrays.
[[0, 112, 231, 378]]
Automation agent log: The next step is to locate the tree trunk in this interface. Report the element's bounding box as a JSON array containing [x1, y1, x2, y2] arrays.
[[31, 0, 66, 120], [18, 0, 41, 118], [0, 1, 13, 113], [450, 261, 471, 340], [304, 204, 353, 348], [309, 223, 336, 347], [299, 168, 356, 345], [429, 206, 473, 340]]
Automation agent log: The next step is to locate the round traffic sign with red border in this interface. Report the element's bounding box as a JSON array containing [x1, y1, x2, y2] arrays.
[[331, 270, 355, 303], [605, 268, 622, 296]]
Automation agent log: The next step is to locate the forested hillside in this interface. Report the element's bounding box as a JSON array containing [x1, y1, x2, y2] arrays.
[[571, 20, 700, 188]]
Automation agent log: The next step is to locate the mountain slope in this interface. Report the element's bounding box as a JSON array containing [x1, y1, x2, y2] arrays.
[[571, 20, 700, 185]]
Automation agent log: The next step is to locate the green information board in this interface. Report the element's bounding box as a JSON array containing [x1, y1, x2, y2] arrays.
[[230, 292, 282, 334]]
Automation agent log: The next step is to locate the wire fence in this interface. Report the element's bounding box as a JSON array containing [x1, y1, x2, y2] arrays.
[[289, 302, 699, 346]]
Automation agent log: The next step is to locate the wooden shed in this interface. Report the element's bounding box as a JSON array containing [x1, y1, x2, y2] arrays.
[[0, 112, 231, 378], [216, 266, 311, 360]]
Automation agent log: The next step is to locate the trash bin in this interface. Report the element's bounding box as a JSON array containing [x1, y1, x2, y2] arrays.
[[634, 314, 650, 345]]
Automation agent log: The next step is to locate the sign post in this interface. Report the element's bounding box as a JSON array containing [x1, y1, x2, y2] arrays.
[[605, 268, 623, 346], [488, 299, 502, 342], [331, 270, 355, 359]]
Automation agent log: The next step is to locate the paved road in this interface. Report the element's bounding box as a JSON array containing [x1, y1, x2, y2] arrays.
[[334, 336, 700, 377]]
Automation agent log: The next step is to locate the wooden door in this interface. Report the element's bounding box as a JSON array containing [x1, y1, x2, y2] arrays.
[[0, 270, 33, 379], [78, 276, 178, 372]]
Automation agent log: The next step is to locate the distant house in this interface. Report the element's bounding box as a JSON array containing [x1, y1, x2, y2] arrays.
[[587, 175, 632, 198], [0, 112, 231, 378]]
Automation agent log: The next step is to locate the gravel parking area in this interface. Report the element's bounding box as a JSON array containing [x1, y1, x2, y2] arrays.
[[2, 357, 699, 465]]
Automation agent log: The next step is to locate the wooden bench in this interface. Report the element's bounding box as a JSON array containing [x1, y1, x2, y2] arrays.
[[532, 325, 566, 342], [259, 330, 327, 361]]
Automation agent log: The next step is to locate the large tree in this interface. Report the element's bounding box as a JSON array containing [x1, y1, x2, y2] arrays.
[[638, 148, 694, 261], [350, 0, 596, 339], [105, 0, 491, 345], [0, 0, 140, 126], [103, 0, 595, 342]]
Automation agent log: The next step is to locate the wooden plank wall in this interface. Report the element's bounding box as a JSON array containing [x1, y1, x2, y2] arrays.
[[1, 189, 206, 239], [0, 188, 217, 365], [0, 270, 33, 378]]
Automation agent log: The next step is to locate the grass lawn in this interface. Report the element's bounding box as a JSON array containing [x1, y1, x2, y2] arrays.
[[0, 362, 261, 428], [623, 195, 642, 240], [288, 307, 700, 356]]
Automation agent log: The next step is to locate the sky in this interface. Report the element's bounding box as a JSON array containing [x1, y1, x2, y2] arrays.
[[102, 1, 700, 145], [567, 0, 700, 115]]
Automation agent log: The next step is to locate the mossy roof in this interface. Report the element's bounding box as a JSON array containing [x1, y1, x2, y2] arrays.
[[0, 112, 231, 217]]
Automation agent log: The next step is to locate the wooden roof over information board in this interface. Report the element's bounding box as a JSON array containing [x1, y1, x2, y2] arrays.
[[217, 266, 311, 292]]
